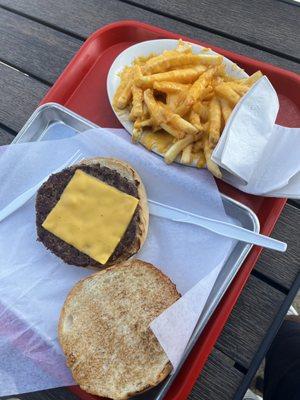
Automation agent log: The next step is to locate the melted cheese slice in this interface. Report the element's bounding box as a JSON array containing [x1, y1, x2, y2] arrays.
[[42, 169, 139, 264]]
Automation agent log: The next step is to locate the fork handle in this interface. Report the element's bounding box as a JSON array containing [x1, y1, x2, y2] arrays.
[[0, 183, 40, 222]]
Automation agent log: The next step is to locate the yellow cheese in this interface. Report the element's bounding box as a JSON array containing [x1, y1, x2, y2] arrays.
[[42, 169, 139, 264]]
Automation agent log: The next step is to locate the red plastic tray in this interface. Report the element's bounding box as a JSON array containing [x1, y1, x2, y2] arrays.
[[41, 21, 300, 400]]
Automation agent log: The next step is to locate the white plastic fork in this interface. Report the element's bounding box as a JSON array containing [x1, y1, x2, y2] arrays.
[[0, 150, 83, 223]]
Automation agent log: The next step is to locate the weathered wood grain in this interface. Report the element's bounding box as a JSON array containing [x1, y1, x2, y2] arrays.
[[0, 63, 48, 132], [1, 387, 79, 400], [0, 350, 244, 400], [0, 8, 81, 84], [0, 126, 14, 144], [289, 199, 300, 208], [255, 204, 300, 289], [215, 274, 286, 369], [0, 3, 299, 400], [0, 0, 299, 73], [188, 348, 244, 400], [125, 0, 300, 61]]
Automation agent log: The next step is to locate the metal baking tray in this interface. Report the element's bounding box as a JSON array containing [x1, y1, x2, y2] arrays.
[[13, 103, 260, 400]]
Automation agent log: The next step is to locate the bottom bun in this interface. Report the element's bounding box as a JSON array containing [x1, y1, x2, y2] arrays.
[[58, 259, 180, 400]]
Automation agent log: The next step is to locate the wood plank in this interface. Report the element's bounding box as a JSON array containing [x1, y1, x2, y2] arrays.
[[1, 387, 79, 400], [0, 127, 14, 144], [255, 204, 300, 289], [0, 0, 299, 73], [0, 8, 81, 84], [215, 275, 285, 369], [0, 63, 48, 132], [289, 199, 300, 208], [188, 348, 244, 400], [0, 349, 244, 400], [124, 0, 300, 61]]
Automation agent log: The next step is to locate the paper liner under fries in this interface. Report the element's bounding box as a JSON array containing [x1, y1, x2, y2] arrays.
[[212, 76, 300, 198]]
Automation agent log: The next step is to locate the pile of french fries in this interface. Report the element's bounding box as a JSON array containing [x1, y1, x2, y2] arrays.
[[113, 40, 262, 178]]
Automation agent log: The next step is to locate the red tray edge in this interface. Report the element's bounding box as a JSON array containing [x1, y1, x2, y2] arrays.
[[42, 20, 300, 107], [39, 20, 290, 400]]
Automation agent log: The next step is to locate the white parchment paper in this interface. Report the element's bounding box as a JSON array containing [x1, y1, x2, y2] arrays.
[[0, 128, 234, 395], [212, 76, 300, 198]]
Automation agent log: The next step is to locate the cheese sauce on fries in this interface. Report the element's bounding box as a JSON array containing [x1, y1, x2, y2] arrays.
[[113, 40, 263, 178]]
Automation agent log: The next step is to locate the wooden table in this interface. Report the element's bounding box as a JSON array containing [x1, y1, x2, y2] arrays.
[[0, 1, 299, 399]]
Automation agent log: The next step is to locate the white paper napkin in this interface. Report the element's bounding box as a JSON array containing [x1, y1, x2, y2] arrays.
[[212, 76, 300, 198], [0, 127, 234, 395]]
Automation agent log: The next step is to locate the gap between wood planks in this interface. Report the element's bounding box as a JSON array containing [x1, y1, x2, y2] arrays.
[[0, 4, 86, 41], [117, 0, 300, 64], [0, 58, 53, 86], [1, 0, 300, 72]]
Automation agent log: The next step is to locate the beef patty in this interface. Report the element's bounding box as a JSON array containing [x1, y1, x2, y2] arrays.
[[36, 164, 140, 267]]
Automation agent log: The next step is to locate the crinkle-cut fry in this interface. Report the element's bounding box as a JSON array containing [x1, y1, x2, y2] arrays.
[[159, 103, 198, 135], [193, 138, 204, 152], [143, 54, 208, 75], [142, 102, 149, 119], [143, 89, 165, 125], [243, 71, 263, 86], [115, 64, 142, 110], [134, 65, 143, 80], [132, 128, 142, 143], [226, 82, 249, 96], [195, 150, 206, 168], [134, 118, 153, 128], [117, 65, 131, 79], [133, 53, 157, 66], [153, 81, 191, 93], [208, 97, 222, 145], [191, 54, 223, 66], [169, 113, 198, 135], [143, 53, 222, 75], [189, 109, 202, 131], [219, 98, 232, 124], [131, 85, 143, 119], [203, 121, 209, 132], [222, 74, 242, 82], [211, 76, 224, 87], [176, 39, 192, 53], [204, 135, 222, 178], [160, 123, 184, 139], [135, 65, 207, 89], [176, 66, 220, 116], [164, 134, 195, 164], [144, 90, 193, 138], [166, 93, 180, 112], [192, 101, 209, 122], [113, 66, 134, 109], [215, 83, 241, 107], [194, 131, 205, 142], [202, 85, 214, 101], [132, 119, 143, 143], [180, 143, 193, 164]]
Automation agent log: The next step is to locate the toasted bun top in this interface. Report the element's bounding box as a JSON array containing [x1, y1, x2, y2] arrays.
[[58, 259, 180, 399]]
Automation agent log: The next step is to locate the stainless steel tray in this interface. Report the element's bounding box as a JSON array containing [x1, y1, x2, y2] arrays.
[[13, 102, 97, 143], [13, 103, 260, 400]]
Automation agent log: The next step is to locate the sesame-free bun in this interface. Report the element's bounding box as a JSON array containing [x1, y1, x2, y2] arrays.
[[58, 259, 180, 399]]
